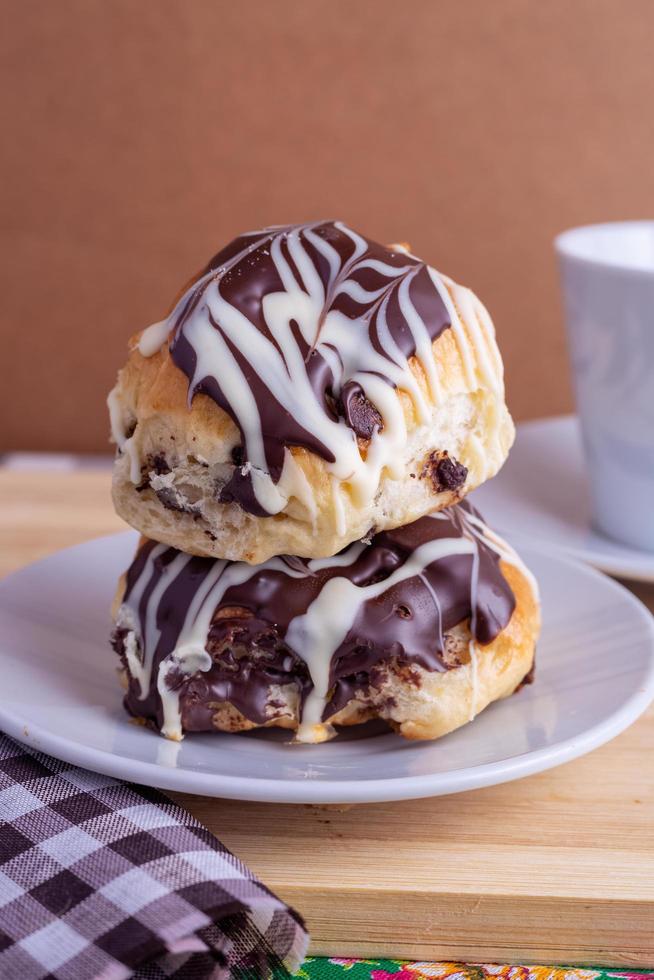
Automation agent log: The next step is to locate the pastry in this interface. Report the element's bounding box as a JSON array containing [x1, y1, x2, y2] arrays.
[[111, 502, 539, 744], [108, 221, 514, 563]]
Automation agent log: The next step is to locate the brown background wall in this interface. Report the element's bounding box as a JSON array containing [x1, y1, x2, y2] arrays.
[[2, 0, 654, 453]]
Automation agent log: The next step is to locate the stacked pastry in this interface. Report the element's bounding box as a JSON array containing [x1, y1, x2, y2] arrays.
[[108, 221, 540, 743]]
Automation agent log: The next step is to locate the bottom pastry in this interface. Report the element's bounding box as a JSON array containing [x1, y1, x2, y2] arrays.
[[111, 502, 540, 744]]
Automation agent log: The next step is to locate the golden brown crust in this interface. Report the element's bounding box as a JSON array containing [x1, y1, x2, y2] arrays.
[[369, 558, 540, 741]]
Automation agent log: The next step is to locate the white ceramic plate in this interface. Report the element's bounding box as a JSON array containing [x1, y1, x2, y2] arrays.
[[1, 532, 653, 804], [473, 415, 654, 582]]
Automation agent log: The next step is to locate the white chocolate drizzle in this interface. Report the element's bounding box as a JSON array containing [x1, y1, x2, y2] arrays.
[[118, 221, 507, 519]]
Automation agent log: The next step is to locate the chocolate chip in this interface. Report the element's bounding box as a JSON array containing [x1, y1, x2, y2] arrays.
[[338, 381, 382, 440], [135, 474, 149, 493], [205, 530, 217, 542], [150, 454, 171, 475], [155, 486, 198, 515], [231, 445, 245, 467], [395, 604, 413, 619], [135, 454, 171, 492], [423, 451, 467, 494]]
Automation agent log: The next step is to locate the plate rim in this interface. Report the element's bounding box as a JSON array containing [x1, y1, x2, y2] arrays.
[[1, 532, 654, 804]]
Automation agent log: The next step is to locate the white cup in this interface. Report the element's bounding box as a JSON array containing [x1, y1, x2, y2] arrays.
[[555, 221, 654, 552]]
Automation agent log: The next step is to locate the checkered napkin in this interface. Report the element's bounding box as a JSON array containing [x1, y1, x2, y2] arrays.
[[0, 734, 308, 979]]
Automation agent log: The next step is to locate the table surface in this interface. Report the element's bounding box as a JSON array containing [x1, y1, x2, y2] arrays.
[[2, 465, 654, 965]]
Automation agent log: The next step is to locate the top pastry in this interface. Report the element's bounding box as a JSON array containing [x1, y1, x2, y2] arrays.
[[108, 220, 514, 563]]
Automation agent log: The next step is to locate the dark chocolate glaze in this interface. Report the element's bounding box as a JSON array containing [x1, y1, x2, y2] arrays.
[[113, 501, 517, 734], [166, 221, 452, 514]]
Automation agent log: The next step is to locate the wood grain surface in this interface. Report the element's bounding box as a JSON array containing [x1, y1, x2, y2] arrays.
[[1, 466, 653, 965]]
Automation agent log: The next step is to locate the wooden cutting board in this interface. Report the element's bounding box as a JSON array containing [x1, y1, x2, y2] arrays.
[[1, 467, 653, 966]]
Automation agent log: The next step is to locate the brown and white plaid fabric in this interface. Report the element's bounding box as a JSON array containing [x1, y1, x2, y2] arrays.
[[0, 734, 308, 979]]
